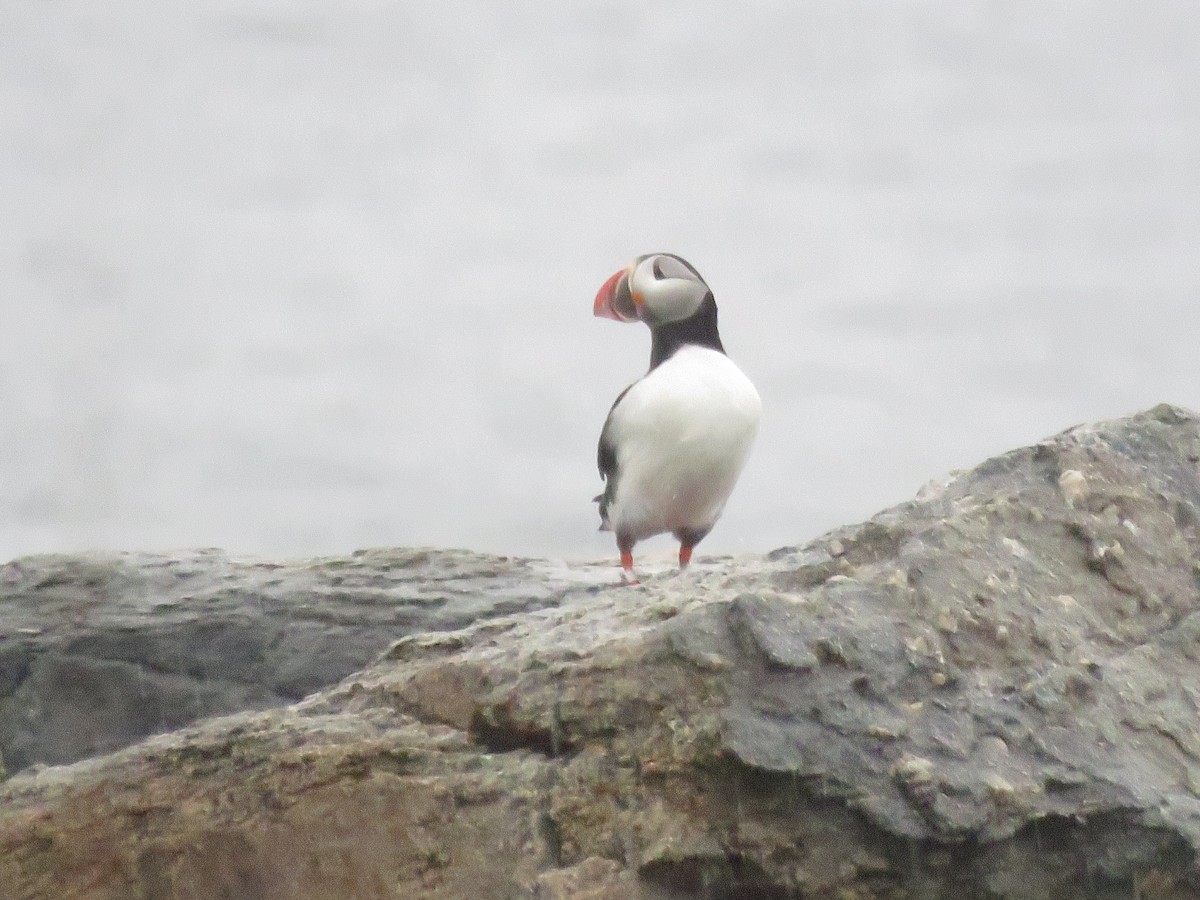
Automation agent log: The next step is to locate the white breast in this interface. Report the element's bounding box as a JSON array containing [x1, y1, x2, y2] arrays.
[[605, 346, 761, 543]]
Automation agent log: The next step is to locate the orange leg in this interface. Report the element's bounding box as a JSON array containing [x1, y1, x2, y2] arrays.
[[617, 536, 639, 585], [678, 544, 693, 569]]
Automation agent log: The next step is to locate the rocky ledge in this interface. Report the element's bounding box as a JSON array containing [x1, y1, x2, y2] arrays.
[[4, 405, 1200, 899]]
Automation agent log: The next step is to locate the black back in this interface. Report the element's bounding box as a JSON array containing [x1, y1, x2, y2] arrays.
[[594, 383, 632, 527]]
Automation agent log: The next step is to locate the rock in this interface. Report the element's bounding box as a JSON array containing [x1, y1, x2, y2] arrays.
[[4, 404, 1200, 898], [536, 857, 637, 899], [0, 548, 588, 773]]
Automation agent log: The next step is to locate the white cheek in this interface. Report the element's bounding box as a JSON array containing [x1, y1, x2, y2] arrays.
[[629, 260, 707, 323], [630, 259, 658, 296], [644, 280, 702, 323]]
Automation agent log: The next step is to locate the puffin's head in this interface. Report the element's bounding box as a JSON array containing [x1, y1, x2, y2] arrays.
[[593, 253, 712, 327]]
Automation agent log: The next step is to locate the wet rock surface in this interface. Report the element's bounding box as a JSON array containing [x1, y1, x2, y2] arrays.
[[4, 405, 1200, 898]]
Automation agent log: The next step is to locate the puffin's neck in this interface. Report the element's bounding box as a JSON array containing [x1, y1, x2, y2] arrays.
[[648, 294, 725, 370]]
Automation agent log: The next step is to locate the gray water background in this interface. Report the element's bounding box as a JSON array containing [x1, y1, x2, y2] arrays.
[[2, 2, 1198, 565]]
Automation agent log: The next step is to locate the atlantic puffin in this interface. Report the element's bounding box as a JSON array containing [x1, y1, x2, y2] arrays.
[[593, 253, 761, 580]]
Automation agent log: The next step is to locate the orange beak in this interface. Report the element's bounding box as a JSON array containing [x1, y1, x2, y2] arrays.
[[593, 266, 638, 322]]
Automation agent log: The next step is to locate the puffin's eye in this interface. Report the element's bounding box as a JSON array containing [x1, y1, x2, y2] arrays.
[[652, 259, 667, 280]]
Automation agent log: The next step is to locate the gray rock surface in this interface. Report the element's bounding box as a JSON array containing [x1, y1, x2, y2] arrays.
[[3, 404, 1200, 898], [0, 548, 587, 772]]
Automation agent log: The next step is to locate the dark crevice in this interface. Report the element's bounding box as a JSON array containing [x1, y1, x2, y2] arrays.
[[469, 704, 576, 758]]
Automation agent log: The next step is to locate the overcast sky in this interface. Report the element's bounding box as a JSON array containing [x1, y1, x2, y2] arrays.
[[2, 2, 1198, 563]]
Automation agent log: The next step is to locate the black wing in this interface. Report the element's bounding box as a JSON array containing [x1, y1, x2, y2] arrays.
[[594, 383, 634, 527]]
